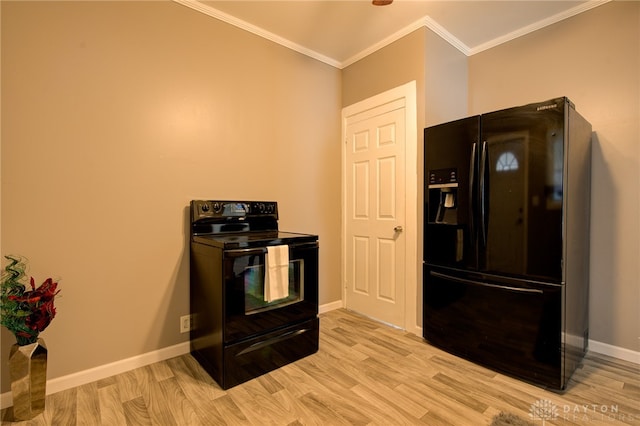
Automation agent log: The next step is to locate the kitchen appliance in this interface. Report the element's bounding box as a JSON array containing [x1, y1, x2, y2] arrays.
[[189, 200, 319, 389], [423, 97, 591, 390]]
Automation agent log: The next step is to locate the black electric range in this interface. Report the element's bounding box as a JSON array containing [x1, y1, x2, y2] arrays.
[[189, 200, 319, 389]]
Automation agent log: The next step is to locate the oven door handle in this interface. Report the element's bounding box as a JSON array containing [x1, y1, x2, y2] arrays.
[[224, 241, 318, 257]]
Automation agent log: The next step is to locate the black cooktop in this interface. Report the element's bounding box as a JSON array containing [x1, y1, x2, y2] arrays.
[[192, 231, 318, 250], [190, 200, 317, 249]]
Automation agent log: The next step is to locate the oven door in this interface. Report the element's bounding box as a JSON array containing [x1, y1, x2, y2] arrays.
[[223, 240, 318, 343]]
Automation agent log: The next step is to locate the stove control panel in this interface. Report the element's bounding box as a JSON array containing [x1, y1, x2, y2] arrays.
[[192, 200, 278, 221]]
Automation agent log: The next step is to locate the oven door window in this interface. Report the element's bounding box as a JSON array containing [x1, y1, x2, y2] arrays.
[[223, 243, 318, 343], [243, 260, 304, 314]]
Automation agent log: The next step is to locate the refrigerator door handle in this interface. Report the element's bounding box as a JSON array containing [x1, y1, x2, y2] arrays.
[[469, 142, 477, 239], [479, 141, 488, 246], [430, 271, 544, 294]]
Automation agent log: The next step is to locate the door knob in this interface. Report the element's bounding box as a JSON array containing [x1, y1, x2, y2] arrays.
[[394, 226, 403, 232]]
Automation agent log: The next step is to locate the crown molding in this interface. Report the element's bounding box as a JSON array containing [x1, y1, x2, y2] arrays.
[[340, 15, 471, 68], [172, 0, 342, 68], [468, 0, 612, 55], [174, 0, 611, 69]]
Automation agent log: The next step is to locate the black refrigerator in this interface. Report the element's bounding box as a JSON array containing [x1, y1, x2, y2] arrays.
[[423, 97, 591, 390]]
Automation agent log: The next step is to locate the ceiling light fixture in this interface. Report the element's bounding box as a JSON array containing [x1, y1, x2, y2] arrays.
[[372, 0, 393, 5]]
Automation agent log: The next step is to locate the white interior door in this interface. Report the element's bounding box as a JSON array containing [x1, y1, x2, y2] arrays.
[[344, 99, 406, 327]]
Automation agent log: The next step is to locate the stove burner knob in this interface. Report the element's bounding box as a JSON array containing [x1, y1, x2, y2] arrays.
[[212, 202, 221, 213], [258, 203, 265, 213], [201, 203, 210, 212]]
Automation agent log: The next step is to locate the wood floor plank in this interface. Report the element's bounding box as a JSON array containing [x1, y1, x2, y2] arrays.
[[122, 396, 151, 426], [421, 408, 473, 426], [206, 394, 249, 425], [48, 387, 77, 426], [397, 381, 488, 425], [321, 326, 359, 348], [97, 384, 127, 425], [369, 380, 429, 419], [298, 391, 369, 426], [2, 309, 639, 425], [156, 376, 203, 425], [270, 388, 325, 426], [267, 365, 316, 401], [149, 360, 174, 382], [76, 382, 101, 426], [227, 380, 297, 425], [115, 369, 140, 403], [349, 382, 425, 424], [297, 354, 420, 424], [420, 372, 489, 414], [269, 363, 329, 399], [131, 366, 151, 406], [138, 366, 177, 426], [295, 354, 359, 392], [318, 332, 368, 363], [165, 355, 222, 402], [255, 373, 286, 395]]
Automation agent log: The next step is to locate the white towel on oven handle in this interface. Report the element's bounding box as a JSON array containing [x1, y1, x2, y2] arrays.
[[265, 245, 289, 302]]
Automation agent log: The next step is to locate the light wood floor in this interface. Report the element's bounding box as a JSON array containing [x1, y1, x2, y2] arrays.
[[2, 308, 639, 425]]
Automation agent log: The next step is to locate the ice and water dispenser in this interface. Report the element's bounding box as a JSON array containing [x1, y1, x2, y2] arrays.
[[426, 168, 465, 264], [428, 168, 458, 224]]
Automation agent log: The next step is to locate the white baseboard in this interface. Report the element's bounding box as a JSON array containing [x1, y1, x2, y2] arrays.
[[1, 303, 344, 410], [319, 300, 343, 314], [589, 339, 640, 364], [3, 306, 635, 411], [1, 341, 190, 410]]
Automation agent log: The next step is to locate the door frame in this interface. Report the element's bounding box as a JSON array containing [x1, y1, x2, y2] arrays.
[[341, 81, 419, 335]]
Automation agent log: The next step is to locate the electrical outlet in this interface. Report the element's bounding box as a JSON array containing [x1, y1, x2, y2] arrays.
[[180, 315, 193, 333]]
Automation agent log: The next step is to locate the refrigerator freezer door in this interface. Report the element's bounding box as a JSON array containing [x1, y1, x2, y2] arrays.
[[479, 98, 566, 282], [423, 266, 565, 389]]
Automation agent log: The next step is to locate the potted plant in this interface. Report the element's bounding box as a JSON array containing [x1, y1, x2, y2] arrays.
[[0, 255, 60, 420]]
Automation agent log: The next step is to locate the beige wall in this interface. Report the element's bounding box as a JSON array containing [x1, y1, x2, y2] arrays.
[[423, 28, 468, 127], [342, 28, 426, 111], [1, 1, 342, 393], [342, 25, 467, 124], [469, 1, 640, 351]]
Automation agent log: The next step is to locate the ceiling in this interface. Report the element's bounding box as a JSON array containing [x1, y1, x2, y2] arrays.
[[175, 0, 609, 68]]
